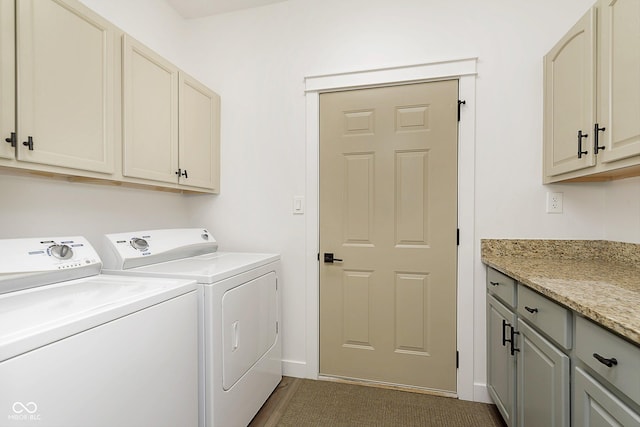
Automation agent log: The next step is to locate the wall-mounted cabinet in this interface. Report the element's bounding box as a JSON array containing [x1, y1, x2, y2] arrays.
[[16, 0, 116, 174], [122, 35, 220, 193], [0, 0, 15, 161], [543, 0, 640, 183], [0, 0, 220, 193]]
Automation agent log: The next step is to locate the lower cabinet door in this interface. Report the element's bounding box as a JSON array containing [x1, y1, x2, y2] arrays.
[[487, 294, 517, 426], [574, 367, 640, 427], [517, 319, 570, 427]]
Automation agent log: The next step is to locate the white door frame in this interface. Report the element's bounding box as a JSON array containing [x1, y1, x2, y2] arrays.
[[303, 58, 478, 401]]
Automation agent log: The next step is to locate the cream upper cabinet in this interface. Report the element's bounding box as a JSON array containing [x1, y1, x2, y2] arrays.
[[0, 0, 15, 160], [15, 0, 115, 174], [543, 8, 596, 180], [544, 1, 640, 183], [596, 0, 640, 165], [123, 34, 220, 192], [178, 72, 220, 192], [122, 34, 179, 184]]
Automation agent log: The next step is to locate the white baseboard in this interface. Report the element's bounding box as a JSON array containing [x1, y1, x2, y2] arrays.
[[282, 359, 310, 378], [473, 382, 492, 403]]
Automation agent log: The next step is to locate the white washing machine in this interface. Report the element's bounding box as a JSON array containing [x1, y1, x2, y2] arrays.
[[0, 236, 199, 427], [102, 228, 282, 427]]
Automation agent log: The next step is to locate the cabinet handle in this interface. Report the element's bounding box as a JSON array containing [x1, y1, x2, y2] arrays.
[[22, 136, 34, 151], [594, 123, 606, 154], [4, 132, 16, 147], [577, 130, 588, 158], [175, 169, 188, 178], [593, 353, 617, 368], [510, 327, 520, 356], [524, 306, 538, 314], [502, 319, 509, 346], [489, 281, 500, 286]]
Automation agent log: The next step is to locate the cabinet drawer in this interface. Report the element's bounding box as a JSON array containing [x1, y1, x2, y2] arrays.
[[517, 285, 571, 350], [487, 268, 516, 308], [576, 315, 640, 405]]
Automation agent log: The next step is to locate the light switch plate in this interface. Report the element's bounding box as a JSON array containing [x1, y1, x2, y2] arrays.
[[293, 196, 304, 215]]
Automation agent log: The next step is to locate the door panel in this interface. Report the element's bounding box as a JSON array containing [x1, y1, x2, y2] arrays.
[[543, 8, 596, 177], [319, 80, 458, 392], [122, 34, 178, 183], [598, 0, 640, 163], [16, 0, 114, 173], [0, 0, 15, 160]]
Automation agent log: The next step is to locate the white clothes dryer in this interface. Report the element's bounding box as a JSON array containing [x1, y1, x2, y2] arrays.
[[0, 236, 199, 427], [102, 228, 282, 427]]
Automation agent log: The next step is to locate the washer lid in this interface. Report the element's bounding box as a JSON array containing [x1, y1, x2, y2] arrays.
[[0, 274, 197, 362], [104, 251, 279, 284]]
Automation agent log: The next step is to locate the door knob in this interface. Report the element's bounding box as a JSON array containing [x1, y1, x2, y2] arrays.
[[323, 253, 343, 263]]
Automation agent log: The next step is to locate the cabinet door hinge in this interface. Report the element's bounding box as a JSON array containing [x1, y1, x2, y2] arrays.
[[456, 350, 459, 368], [457, 100, 466, 121]]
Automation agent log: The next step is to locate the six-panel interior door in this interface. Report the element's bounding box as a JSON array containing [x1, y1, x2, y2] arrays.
[[319, 80, 459, 392]]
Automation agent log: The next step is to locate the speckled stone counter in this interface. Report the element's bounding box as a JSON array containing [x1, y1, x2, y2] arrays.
[[481, 239, 640, 347]]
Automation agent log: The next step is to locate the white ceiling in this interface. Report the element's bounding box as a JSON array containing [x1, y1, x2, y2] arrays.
[[165, 0, 288, 18]]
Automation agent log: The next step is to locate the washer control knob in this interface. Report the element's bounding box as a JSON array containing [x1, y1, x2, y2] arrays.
[[130, 238, 149, 251], [49, 244, 73, 260]]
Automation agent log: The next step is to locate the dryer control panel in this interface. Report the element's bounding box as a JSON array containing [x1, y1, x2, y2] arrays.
[[102, 228, 218, 270]]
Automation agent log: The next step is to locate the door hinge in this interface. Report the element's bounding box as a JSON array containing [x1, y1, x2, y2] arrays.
[[457, 100, 466, 121], [457, 228, 460, 246], [456, 350, 459, 368]]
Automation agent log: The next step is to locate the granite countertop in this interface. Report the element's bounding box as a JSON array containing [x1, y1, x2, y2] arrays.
[[481, 239, 640, 346]]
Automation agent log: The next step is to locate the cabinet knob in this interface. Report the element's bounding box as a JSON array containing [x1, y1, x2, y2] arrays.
[[22, 136, 34, 151], [4, 132, 16, 147]]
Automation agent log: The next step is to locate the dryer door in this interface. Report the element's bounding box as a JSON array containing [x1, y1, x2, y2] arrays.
[[222, 272, 277, 390]]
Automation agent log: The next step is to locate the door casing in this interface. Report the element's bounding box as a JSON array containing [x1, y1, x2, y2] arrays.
[[303, 58, 480, 402]]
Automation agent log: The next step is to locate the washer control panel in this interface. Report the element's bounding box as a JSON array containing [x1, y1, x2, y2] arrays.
[[103, 228, 218, 270], [0, 236, 101, 274]]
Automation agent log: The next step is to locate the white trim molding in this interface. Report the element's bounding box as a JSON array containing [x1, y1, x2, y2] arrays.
[[304, 57, 479, 402]]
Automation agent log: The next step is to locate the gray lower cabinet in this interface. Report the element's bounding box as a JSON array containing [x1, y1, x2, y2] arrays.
[[487, 294, 517, 426], [517, 318, 570, 426], [574, 367, 640, 426], [486, 268, 570, 427], [487, 267, 640, 427], [574, 316, 640, 427]]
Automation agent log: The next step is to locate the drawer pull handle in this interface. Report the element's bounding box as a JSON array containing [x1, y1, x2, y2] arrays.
[[524, 306, 538, 314], [593, 353, 617, 368], [489, 281, 500, 286]]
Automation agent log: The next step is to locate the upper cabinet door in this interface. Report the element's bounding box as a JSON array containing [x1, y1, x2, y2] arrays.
[[543, 8, 596, 178], [597, 0, 640, 164], [122, 34, 179, 184], [0, 0, 15, 161], [178, 72, 220, 192], [16, 0, 115, 173]]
